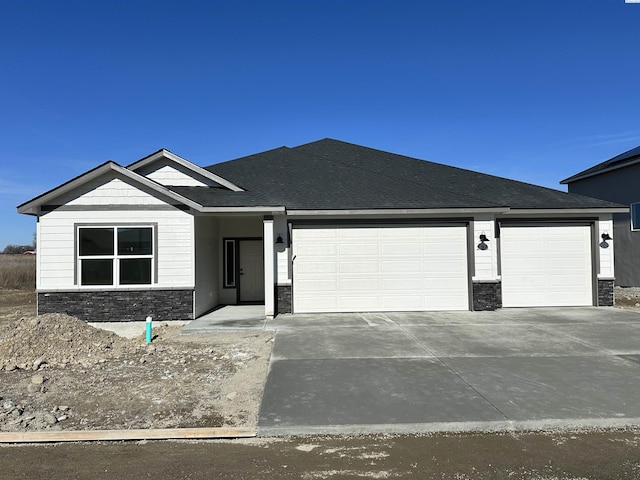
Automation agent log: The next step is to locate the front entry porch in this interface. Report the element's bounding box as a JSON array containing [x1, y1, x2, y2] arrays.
[[183, 305, 268, 332]]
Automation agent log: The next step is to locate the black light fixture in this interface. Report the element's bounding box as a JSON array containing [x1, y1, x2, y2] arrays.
[[275, 235, 284, 245], [477, 232, 490, 250], [600, 231, 612, 249]]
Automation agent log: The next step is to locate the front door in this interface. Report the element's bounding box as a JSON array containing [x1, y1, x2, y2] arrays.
[[239, 240, 265, 302]]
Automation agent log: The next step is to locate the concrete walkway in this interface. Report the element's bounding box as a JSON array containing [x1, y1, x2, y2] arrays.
[[258, 307, 640, 435], [182, 305, 267, 332]]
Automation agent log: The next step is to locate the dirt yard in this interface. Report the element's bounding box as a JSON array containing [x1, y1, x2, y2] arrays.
[[0, 290, 273, 432]]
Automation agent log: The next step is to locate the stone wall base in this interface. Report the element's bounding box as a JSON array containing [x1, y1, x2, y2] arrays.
[[276, 284, 292, 315], [38, 289, 194, 322], [472, 282, 502, 311], [597, 279, 614, 307]]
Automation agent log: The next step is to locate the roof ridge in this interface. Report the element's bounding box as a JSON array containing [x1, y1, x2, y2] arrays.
[[293, 141, 500, 207]]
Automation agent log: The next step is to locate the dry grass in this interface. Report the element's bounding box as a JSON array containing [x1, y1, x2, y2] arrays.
[[0, 255, 36, 290]]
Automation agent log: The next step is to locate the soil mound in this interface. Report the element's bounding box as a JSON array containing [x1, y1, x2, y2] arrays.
[[0, 313, 138, 371]]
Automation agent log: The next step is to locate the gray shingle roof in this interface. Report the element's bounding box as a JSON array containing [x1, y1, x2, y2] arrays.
[[169, 139, 622, 210], [561, 145, 640, 184]]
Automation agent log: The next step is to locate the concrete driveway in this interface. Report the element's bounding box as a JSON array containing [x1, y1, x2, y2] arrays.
[[258, 307, 640, 435]]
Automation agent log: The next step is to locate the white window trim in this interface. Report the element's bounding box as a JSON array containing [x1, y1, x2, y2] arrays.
[[76, 224, 156, 287]]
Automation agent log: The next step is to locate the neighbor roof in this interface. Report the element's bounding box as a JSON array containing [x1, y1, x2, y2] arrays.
[[561, 145, 640, 184], [167, 138, 622, 211]]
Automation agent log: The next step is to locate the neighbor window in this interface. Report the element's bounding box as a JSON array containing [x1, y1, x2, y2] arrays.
[[632, 203, 640, 231], [78, 226, 154, 286]]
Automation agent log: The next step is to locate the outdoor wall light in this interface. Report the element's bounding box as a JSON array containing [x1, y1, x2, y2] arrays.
[[600, 231, 612, 249], [477, 232, 489, 250], [275, 235, 284, 245]]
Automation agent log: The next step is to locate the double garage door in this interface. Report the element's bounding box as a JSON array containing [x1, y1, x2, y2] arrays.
[[292, 225, 470, 313], [292, 223, 594, 313]]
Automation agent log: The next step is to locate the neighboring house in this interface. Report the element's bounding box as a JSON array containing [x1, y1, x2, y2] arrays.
[[561, 145, 640, 287], [18, 139, 626, 322]]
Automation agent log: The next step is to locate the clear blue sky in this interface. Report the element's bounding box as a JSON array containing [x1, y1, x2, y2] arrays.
[[1, 0, 639, 248]]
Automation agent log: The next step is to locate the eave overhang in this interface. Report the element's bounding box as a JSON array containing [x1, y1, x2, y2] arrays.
[[560, 157, 640, 184], [286, 207, 511, 216]]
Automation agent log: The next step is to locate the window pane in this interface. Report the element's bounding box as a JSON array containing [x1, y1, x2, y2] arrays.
[[79, 228, 114, 256], [632, 204, 640, 230], [224, 240, 235, 287], [81, 259, 113, 285], [118, 228, 152, 255], [120, 258, 151, 285]]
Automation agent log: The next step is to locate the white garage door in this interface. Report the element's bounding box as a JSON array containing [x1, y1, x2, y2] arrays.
[[292, 225, 469, 313], [501, 224, 593, 307]]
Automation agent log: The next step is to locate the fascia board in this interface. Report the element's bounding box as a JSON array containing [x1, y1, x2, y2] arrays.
[[504, 208, 629, 215], [128, 149, 244, 192], [199, 206, 286, 214], [286, 208, 511, 216], [17, 162, 203, 215]]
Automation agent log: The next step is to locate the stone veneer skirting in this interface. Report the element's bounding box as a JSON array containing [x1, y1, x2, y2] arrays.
[[276, 284, 292, 315], [37, 289, 194, 322], [472, 281, 502, 311], [597, 279, 614, 307]]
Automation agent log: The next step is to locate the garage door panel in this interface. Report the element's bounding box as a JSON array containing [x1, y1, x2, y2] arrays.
[[339, 278, 380, 291], [501, 225, 592, 307], [340, 296, 380, 310], [297, 244, 338, 256], [339, 261, 380, 273], [382, 243, 421, 255], [296, 279, 338, 291], [381, 261, 422, 273], [293, 226, 469, 313], [339, 243, 380, 255], [382, 278, 423, 290], [382, 295, 423, 309], [298, 262, 338, 274]]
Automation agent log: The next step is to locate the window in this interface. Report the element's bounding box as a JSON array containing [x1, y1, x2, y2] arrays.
[[632, 203, 640, 231], [78, 226, 154, 286], [223, 239, 236, 288]]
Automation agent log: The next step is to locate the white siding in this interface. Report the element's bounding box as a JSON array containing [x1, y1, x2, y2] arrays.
[[38, 209, 194, 290], [501, 225, 593, 307], [293, 225, 469, 313], [135, 160, 221, 187], [274, 215, 290, 285], [195, 217, 219, 316], [143, 165, 209, 187], [598, 216, 615, 279], [473, 216, 498, 281], [56, 175, 168, 206]]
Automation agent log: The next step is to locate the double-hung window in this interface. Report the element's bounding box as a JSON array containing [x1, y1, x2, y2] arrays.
[[78, 226, 154, 286]]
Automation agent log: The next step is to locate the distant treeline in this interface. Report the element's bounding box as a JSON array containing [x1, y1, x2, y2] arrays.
[[2, 245, 35, 255]]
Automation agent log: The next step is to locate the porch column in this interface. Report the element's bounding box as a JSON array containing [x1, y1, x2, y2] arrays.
[[263, 216, 275, 317]]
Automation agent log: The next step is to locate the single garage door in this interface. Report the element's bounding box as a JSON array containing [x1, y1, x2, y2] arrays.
[[501, 224, 593, 307], [292, 225, 469, 313]]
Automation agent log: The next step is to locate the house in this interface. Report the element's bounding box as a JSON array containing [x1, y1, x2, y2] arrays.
[[561, 145, 640, 287], [18, 139, 626, 322]]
